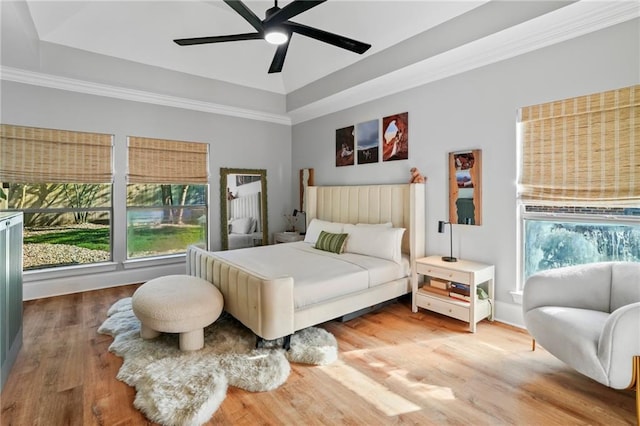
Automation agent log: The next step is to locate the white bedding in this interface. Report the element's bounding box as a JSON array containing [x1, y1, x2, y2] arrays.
[[213, 241, 410, 309]]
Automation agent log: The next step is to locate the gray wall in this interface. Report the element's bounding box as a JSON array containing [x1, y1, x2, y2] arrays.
[[1, 0, 293, 300], [0, 81, 292, 299], [291, 20, 640, 326]]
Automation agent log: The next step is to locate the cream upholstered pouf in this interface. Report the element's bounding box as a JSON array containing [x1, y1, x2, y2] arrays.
[[132, 275, 223, 351]]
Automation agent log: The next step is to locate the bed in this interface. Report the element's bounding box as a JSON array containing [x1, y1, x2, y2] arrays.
[[187, 183, 425, 340]]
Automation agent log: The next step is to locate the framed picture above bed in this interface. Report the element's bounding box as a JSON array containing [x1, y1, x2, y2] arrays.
[[382, 112, 408, 162], [449, 149, 482, 225], [335, 125, 355, 167]]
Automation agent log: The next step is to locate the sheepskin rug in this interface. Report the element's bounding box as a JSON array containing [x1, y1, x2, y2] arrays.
[[98, 297, 338, 426]]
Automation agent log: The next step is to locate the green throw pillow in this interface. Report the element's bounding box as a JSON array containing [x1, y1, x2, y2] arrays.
[[315, 231, 348, 254]]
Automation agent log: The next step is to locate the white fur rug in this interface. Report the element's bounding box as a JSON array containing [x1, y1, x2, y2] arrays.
[[98, 297, 338, 426]]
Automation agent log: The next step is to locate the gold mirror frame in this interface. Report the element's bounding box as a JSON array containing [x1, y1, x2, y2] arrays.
[[220, 167, 268, 250]]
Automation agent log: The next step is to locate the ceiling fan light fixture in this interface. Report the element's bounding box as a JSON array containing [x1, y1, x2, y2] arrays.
[[264, 28, 288, 45]]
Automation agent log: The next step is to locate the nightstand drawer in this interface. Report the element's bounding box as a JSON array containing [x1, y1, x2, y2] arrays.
[[416, 263, 469, 284], [416, 292, 469, 322]]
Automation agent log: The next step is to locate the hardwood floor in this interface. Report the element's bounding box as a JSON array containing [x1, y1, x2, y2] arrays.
[[1, 285, 636, 425]]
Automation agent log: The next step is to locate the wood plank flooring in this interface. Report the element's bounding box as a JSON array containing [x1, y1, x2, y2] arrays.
[[1, 285, 636, 425]]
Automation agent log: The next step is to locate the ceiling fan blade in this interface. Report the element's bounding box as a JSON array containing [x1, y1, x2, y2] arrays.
[[223, 0, 264, 32], [285, 22, 371, 54], [264, 0, 326, 25], [268, 39, 290, 74], [174, 32, 263, 46]]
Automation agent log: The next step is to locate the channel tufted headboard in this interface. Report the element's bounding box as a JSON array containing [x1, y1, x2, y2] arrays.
[[305, 183, 426, 260]]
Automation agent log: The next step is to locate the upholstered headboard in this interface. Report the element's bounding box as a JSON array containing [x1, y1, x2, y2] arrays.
[[305, 184, 426, 261], [230, 192, 262, 232]]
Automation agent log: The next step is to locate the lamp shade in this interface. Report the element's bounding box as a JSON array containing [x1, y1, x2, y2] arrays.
[[438, 220, 446, 233]]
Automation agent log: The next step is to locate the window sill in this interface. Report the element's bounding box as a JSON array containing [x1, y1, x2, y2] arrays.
[[510, 290, 523, 305], [123, 253, 185, 270], [24, 261, 118, 282]]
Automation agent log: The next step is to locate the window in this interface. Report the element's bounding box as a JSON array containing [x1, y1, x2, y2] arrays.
[[522, 207, 640, 280], [126, 137, 208, 259], [0, 124, 113, 270], [517, 85, 640, 284]]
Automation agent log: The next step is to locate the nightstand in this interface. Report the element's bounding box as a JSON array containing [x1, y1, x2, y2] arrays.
[[274, 232, 304, 244], [413, 255, 494, 333]]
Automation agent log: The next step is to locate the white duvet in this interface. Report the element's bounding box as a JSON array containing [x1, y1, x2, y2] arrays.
[[214, 242, 410, 309]]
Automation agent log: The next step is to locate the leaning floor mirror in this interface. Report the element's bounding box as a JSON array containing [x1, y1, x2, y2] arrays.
[[220, 168, 268, 250]]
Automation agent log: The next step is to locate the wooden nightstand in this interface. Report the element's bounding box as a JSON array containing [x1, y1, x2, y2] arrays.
[[273, 232, 304, 244], [413, 255, 494, 333]]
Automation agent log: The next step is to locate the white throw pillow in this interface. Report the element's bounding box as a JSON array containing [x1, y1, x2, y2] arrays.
[[344, 224, 405, 263], [356, 222, 393, 228], [230, 217, 253, 234], [304, 219, 345, 244]]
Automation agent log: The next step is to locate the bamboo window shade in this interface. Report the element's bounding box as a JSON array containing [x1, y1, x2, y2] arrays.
[[127, 137, 208, 184], [518, 85, 640, 206], [0, 124, 113, 183]]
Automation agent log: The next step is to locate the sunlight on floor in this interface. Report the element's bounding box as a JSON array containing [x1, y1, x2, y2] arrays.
[[321, 361, 422, 416], [387, 368, 456, 401]]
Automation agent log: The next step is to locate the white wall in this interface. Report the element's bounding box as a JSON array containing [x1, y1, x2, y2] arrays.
[[291, 20, 640, 326], [0, 81, 292, 299]]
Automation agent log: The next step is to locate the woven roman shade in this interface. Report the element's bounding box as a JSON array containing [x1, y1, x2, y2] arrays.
[[518, 85, 640, 206], [127, 137, 208, 184], [0, 124, 113, 183]]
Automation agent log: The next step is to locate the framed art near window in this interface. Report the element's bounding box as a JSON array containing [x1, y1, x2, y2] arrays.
[[449, 149, 482, 225]]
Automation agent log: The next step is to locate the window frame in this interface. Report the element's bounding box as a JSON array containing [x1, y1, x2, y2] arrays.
[[517, 204, 640, 292], [515, 85, 639, 296], [6, 190, 114, 271], [125, 191, 208, 260], [125, 135, 210, 260]]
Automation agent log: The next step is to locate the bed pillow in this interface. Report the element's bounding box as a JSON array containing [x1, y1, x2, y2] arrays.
[[343, 224, 405, 263], [304, 219, 345, 244], [314, 231, 349, 254], [230, 217, 253, 234], [355, 222, 393, 228]]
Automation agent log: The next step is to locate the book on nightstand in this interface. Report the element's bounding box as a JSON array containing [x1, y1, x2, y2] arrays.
[[450, 282, 471, 296], [429, 277, 450, 290], [448, 292, 472, 303], [422, 286, 450, 297]]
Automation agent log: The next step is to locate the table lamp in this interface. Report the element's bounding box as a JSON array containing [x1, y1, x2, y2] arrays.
[[438, 218, 472, 262]]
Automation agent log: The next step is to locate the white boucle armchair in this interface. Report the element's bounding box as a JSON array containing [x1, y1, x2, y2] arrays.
[[523, 262, 640, 423]]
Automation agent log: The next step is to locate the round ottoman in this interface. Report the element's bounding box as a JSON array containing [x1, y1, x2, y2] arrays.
[[132, 275, 223, 351]]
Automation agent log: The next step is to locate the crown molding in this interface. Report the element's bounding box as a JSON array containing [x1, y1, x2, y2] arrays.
[[288, 1, 640, 124], [0, 66, 292, 126], [1, 2, 637, 127]]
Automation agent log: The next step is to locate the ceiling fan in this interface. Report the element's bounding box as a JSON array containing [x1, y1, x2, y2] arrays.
[[173, 0, 372, 74]]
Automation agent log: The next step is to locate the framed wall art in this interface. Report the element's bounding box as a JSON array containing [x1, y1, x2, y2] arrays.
[[335, 125, 355, 167], [356, 119, 379, 164], [449, 149, 482, 225], [382, 112, 408, 162]]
